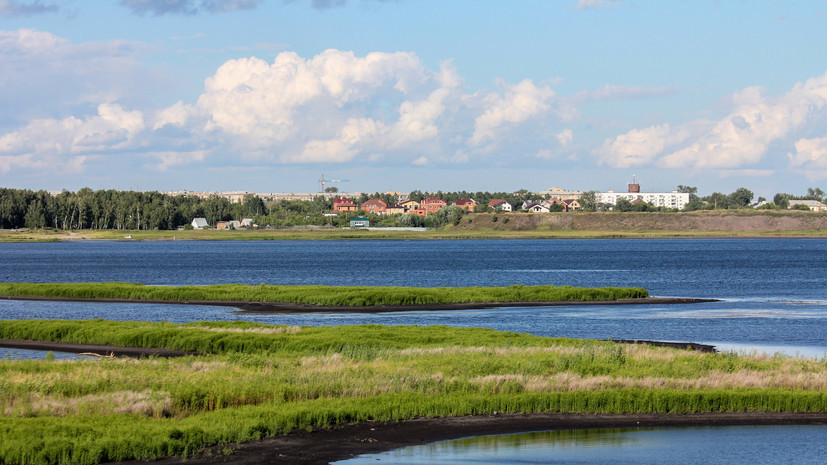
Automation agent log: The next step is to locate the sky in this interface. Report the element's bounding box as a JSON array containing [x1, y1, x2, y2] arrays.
[[1, 0, 827, 198]]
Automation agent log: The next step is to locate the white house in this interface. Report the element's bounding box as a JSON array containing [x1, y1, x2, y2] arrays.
[[191, 218, 209, 229], [524, 202, 550, 213], [789, 200, 827, 212], [488, 199, 512, 212]]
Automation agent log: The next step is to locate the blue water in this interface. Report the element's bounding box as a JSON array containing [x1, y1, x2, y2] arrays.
[[336, 425, 827, 465], [2, 239, 825, 462], [1, 238, 824, 299], [1, 238, 825, 356]]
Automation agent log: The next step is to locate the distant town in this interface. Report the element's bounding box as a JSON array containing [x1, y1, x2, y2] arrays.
[[1, 178, 825, 231]]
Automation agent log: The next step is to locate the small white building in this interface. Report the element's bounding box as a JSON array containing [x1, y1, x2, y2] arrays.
[[789, 200, 827, 212], [191, 218, 209, 229], [524, 202, 550, 213], [488, 199, 512, 212]]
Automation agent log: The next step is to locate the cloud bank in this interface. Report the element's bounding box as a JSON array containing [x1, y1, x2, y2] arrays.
[[3, 28, 827, 185], [0, 41, 569, 174], [598, 72, 827, 173]]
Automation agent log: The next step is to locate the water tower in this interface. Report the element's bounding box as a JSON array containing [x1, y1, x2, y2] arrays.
[[628, 175, 640, 193]]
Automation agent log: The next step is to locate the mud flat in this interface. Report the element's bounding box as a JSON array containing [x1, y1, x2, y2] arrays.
[[121, 412, 827, 465], [0, 295, 716, 313]]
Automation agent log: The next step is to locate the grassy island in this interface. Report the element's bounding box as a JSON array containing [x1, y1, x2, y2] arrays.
[[0, 282, 649, 307], [0, 320, 824, 464]]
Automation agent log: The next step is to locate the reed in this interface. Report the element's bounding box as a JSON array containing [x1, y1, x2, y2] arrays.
[[0, 320, 824, 464], [0, 282, 648, 306]]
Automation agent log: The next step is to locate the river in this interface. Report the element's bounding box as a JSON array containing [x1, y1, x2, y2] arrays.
[[1, 238, 825, 356]]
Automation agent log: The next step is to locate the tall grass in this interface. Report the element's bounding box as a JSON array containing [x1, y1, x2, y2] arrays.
[[0, 282, 649, 306], [0, 320, 824, 464]]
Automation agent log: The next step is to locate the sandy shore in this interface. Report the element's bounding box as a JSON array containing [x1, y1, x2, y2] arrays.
[[120, 412, 827, 465], [0, 295, 716, 313]]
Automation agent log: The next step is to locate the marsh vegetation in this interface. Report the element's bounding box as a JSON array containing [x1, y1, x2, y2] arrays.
[[0, 283, 649, 306], [0, 320, 824, 464]]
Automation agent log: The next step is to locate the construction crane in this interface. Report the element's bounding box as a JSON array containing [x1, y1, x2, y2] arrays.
[[318, 173, 350, 192]]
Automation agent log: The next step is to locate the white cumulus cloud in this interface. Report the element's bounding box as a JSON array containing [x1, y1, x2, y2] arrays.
[[468, 79, 559, 147], [0, 103, 144, 173], [789, 137, 827, 169], [598, 72, 827, 170]]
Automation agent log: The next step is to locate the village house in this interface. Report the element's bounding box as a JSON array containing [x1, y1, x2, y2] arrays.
[[399, 199, 420, 212], [216, 220, 242, 230], [361, 198, 387, 214], [789, 200, 827, 212], [421, 198, 447, 214], [523, 202, 551, 213], [563, 199, 581, 211], [488, 199, 512, 212], [191, 217, 208, 229], [386, 204, 405, 215], [332, 198, 358, 213], [453, 198, 477, 212]]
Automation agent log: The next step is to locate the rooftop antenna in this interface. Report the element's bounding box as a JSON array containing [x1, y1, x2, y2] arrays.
[[628, 174, 640, 193]]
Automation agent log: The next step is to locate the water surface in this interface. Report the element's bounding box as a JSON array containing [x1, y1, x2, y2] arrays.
[[336, 425, 827, 465]]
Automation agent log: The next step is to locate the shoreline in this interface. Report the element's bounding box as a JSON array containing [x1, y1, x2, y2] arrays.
[[0, 295, 716, 313], [121, 412, 827, 465], [0, 337, 718, 357], [0, 339, 197, 357]]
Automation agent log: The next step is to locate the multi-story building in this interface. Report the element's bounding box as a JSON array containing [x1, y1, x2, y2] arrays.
[[596, 178, 689, 210], [540, 186, 583, 201]]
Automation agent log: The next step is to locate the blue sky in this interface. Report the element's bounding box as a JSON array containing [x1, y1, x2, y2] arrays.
[[1, 0, 827, 198]]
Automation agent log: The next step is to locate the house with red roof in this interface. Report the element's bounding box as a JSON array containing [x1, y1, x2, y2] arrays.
[[421, 198, 447, 214], [488, 199, 512, 212], [453, 198, 477, 212], [361, 198, 387, 214], [332, 198, 358, 213]]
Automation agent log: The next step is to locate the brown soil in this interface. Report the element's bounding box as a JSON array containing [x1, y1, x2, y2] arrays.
[[458, 211, 827, 232], [120, 412, 827, 465]]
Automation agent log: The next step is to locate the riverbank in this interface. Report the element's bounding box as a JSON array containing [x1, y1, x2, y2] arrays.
[[1, 211, 826, 241], [0, 294, 713, 312], [122, 412, 827, 465]]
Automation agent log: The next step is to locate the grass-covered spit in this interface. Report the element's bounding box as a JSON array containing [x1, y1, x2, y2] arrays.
[[0, 320, 824, 464], [0, 282, 649, 306]]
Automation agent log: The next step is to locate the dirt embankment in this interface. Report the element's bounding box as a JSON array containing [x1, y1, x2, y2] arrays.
[[456, 211, 827, 232]]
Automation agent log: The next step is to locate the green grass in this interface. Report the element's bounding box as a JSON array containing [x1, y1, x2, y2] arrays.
[[0, 320, 824, 464], [0, 282, 649, 306]]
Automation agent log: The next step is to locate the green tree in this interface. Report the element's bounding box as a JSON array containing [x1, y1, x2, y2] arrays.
[[728, 187, 754, 208], [805, 187, 825, 202], [773, 193, 791, 209], [579, 191, 598, 212]]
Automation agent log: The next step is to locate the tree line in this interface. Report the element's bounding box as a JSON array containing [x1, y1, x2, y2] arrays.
[[1, 185, 823, 231], [0, 188, 261, 230]]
